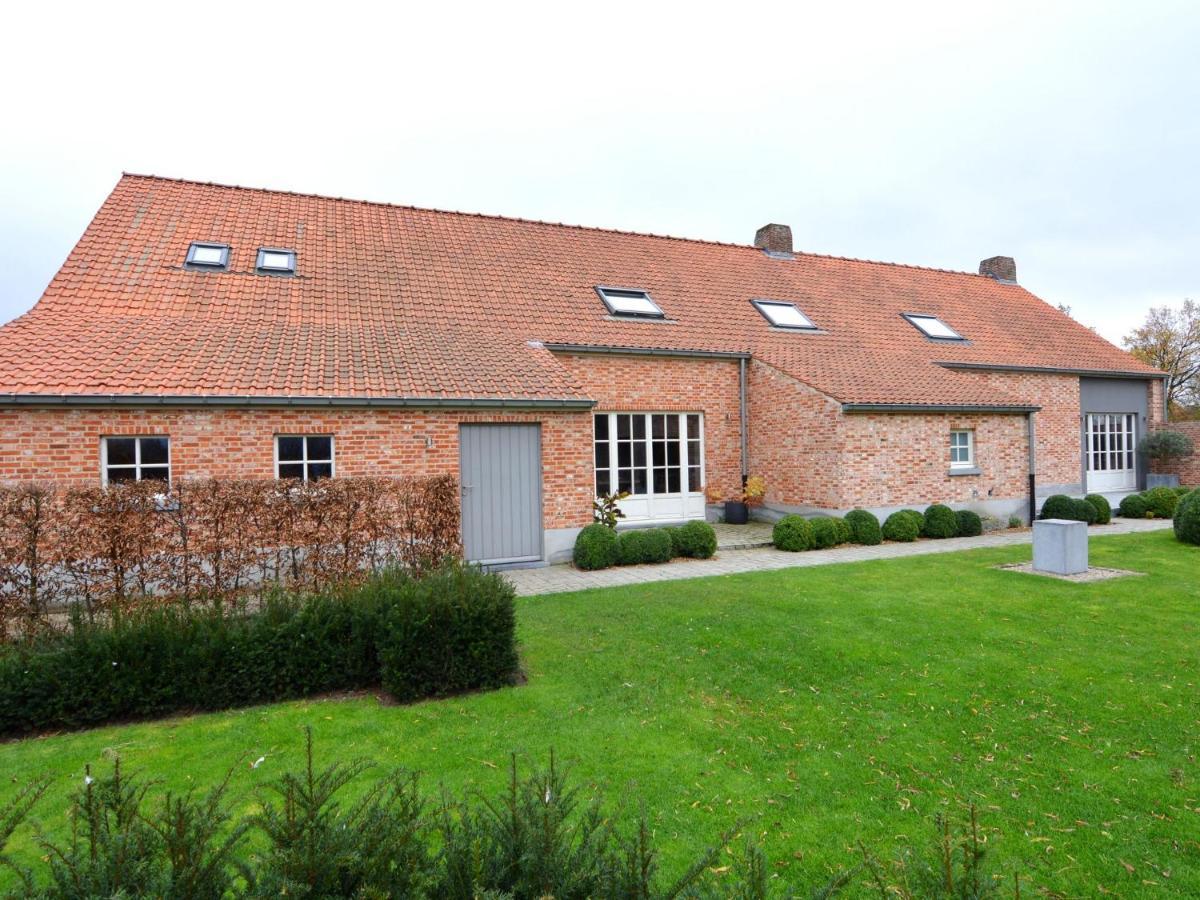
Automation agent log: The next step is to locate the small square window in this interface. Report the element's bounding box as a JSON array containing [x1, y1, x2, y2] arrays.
[[950, 429, 975, 468], [185, 242, 230, 269], [595, 286, 664, 318], [102, 436, 171, 485], [257, 248, 296, 274], [751, 299, 817, 330], [904, 313, 964, 341], [275, 435, 334, 481]]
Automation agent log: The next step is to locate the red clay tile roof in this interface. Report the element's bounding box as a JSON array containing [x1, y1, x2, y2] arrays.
[[0, 174, 1162, 407]]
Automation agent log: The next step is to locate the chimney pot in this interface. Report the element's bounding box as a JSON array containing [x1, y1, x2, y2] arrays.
[[979, 256, 1017, 282], [754, 223, 793, 256]]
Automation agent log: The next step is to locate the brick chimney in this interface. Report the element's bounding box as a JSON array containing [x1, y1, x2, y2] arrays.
[[754, 223, 793, 256], [979, 255, 1017, 283]]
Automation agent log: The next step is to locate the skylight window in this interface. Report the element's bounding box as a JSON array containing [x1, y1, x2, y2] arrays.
[[903, 313, 964, 341], [256, 248, 296, 274], [751, 299, 817, 330], [595, 286, 664, 318], [185, 242, 230, 269]]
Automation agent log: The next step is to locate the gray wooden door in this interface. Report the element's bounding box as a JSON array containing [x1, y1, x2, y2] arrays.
[[459, 423, 543, 565]]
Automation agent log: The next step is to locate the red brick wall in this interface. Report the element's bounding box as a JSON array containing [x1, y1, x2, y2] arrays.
[[0, 407, 594, 529], [747, 361, 843, 508], [1154, 420, 1200, 486], [837, 411, 1029, 508], [553, 352, 744, 502]]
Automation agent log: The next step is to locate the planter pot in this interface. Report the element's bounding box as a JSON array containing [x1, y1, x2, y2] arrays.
[[1147, 473, 1181, 489], [724, 501, 749, 524]]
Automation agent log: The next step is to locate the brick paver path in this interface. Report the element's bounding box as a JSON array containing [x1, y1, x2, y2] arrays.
[[505, 518, 1172, 597]]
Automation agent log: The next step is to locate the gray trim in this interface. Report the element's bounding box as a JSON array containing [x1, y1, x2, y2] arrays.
[[256, 247, 297, 275], [842, 402, 1039, 413], [594, 285, 665, 319], [749, 298, 819, 331], [543, 343, 750, 360], [184, 242, 230, 270], [901, 312, 967, 342], [939, 361, 1166, 380], [0, 393, 596, 410], [738, 357, 749, 481], [947, 467, 982, 476]]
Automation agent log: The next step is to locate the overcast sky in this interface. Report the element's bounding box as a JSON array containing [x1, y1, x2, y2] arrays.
[[1, 1, 1196, 345]]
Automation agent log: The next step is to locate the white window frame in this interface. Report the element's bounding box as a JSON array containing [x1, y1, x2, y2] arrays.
[[592, 412, 705, 522], [949, 429, 975, 469], [594, 286, 665, 319], [101, 436, 172, 485], [274, 434, 336, 481], [1085, 413, 1136, 480]]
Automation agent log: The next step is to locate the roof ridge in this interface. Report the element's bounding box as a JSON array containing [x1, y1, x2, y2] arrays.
[[119, 172, 981, 279]]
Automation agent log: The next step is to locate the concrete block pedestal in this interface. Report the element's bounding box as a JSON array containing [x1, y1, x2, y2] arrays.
[[1032, 519, 1088, 575]]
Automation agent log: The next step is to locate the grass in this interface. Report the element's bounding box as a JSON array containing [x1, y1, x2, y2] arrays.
[[2, 529, 1198, 895]]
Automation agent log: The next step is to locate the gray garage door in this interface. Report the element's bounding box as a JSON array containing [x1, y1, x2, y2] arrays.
[[459, 423, 543, 565]]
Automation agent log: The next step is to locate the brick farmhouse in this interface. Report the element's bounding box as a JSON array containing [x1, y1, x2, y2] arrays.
[[0, 176, 1166, 564]]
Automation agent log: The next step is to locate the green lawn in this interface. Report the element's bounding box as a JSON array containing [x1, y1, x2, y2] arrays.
[[2, 530, 1198, 895]]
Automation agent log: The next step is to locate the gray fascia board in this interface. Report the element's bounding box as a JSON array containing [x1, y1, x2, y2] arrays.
[[937, 361, 1167, 380], [0, 393, 596, 410], [543, 342, 750, 360], [842, 402, 1041, 414]]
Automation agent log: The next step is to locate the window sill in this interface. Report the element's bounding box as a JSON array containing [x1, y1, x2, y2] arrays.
[[948, 467, 981, 477]]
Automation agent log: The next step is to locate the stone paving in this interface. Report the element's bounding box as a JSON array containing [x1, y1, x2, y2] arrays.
[[504, 518, 1172, 597]]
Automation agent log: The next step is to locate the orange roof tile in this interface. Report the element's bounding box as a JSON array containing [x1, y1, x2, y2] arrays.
[[0, 174, 1162, 407]]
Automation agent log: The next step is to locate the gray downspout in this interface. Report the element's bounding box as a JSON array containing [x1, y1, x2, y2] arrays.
[[739, 357, 749, 487], [1027, 411, 1037, 523]]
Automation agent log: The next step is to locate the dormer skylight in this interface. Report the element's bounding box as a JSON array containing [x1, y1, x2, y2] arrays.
[[185, 242, 230, 269], [595, 286, 664, 318], [903, 313, 964, 341], [256, 248, 296, 275], [751, 299, 817, 331]]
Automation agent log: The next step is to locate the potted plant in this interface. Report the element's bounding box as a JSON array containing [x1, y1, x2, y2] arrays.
[[721, 475, 765, 525], [1138, 430, 1195, 488]]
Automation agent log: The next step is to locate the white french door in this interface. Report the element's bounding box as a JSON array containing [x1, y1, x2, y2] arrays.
[[593, 412, 706, 522], [1085, 413, 1137, 492]]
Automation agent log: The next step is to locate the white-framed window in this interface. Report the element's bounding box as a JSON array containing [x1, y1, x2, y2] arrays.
[[594, 286, 664, 318], [904, 313, 965, 341], [593, 413, 703, 497], [275, 435, 334, 481], [102, 436, 171, 484], [950, 429, 975, 468], [751, 299, 818, 330]]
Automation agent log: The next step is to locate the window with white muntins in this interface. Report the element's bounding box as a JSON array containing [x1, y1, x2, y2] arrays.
[[275, 435, 334, 481], [950, 429, 975, 468], [593, 413, 705, 522], [102, 436, 170, 484]]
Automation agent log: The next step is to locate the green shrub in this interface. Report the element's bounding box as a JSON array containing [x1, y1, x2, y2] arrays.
[[675, 520, 717, 559], [832, 517, 852, 545], [1084, 493, 1112, 525], [1175, 485, 1193, 497], [1143, 486, 1180, 519], [882, 511, 920, 542], [1174, 489, 1200, 545], [616, 529, 673, 566], [377, 565, 519, 703], [843, 508, 882, 545], [1071, 498, 1098, 525], [0, 563, 518, 736], [772, 515, 814, 552], [955, 509, 983, 537], [573, 523, 620, 570], [1008, 515, 1024, 528], [661, 526, 683, 558], [1118, 493, 1150, 519], [979, 513, 1003, 533], [1040, 494, 1077, 520], [922, 504, 958, 539], [810, 517, 844, 549]]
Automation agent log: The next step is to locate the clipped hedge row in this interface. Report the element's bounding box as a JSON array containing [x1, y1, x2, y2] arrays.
[[573, 521, 717, 571], [1116, 486, 1194, 520], [0, 563, 518, 736], [774, 504, 1014, 551]]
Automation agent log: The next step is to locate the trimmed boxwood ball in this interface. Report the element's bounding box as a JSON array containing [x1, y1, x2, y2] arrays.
[[675, 520, 717, 559], [1071, 498, 1098, 525], [1040, 494, 1077, 520], [882, 510, 921, 542], [661, 526, 683, 558], [809, 517, 844, 550], [1174, 489, 1200, 545], [1174, 486, 1193, 497], [832, 517, 852, 545], [1143, 486, 1180, 519], [922, 504, 959, 539], [955, 509, 983, 537], [617, 529, 673, 566], [773, 515, 814, 552], [573, 523, 619, 570], [1084, 493, 1112, 525], [843, 509, 882, 546], [1118, 493, 1149, 519]]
